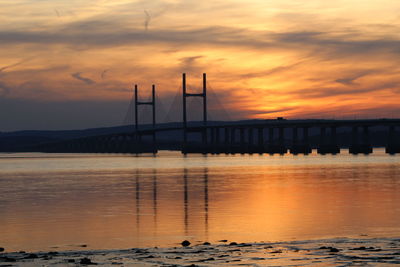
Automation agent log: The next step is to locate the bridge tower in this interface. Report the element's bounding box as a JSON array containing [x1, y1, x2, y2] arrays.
[[134, 84, 157, 149], [182, 73, 207, 153]]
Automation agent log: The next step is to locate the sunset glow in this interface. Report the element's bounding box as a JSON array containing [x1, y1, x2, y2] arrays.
[[1, 0, 400, 130]]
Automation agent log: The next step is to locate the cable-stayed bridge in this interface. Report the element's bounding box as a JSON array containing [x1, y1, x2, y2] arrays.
[[21, 73, 400, 155]]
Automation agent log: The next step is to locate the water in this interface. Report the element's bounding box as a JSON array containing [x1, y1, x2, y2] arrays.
[[1, 149, 400, 252]]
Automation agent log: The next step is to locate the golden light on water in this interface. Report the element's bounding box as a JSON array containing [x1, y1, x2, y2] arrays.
[[1, 152, 400, 251]]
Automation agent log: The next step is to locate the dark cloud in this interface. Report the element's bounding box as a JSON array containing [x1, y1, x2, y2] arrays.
[[1, 23, 400, 62], [290, 81, 399, 99], [336, 75, 364, 86], [0, 81, 12, 97], [251, 107, 297, 115], [180, 55, 203, 65], [0, 26, 254, 48], [334, 70, 382, 86], [0, 80, 67, 99], [71, 72, 95, 85], [178, 56, 203, 72], [0, 98, 129, 131]]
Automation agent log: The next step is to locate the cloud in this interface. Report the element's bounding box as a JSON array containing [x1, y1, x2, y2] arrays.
[[252, 107, 297, 115], [0, 58, 33, 74], [237, 60, 307, 80], [0, 81, 12, 97], [101, 69, 109, 79], [289, 81, 399, 99], [334, 70, 378, 86], [144, 10, 151, 31], [71, 72, 95, 85], [54, 9, 60, 18], [1, 23, 400, 63], [178, 55, 203, 72]]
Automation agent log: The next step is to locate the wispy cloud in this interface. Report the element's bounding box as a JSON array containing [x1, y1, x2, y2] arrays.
[[335, 70, 375, 86], [101, 69, 109, 79], [144, 10, 151, 31], [71, 72, 95, 85], [54, 8, 60, 18], [1, 25, 400, 60], [0, 58, 33, 74]]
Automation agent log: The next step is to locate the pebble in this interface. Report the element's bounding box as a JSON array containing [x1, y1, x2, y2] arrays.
[[181, 240, 191, 247], [197, 257, 215, 262], [202, 242, 211, 246], [319, 246, 339, 252], [0, 248, 4, 252], [229, 242, 238, 246], [41, 255, 50, 260], [0, 256, 16, 262], [351, 246, 367, 250], [142, 255, 154, 259], [24, 253, 38, 259], [80, 257, 96, 265]]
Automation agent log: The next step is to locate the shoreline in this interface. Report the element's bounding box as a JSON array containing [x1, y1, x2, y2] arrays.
[[2, 237, 400, 266]]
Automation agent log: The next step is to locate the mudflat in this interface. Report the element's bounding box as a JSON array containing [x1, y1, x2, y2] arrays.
[[1, 237, 400, 266]]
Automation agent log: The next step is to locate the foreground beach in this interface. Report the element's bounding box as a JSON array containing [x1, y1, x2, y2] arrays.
[[1, 237, 400, 266]]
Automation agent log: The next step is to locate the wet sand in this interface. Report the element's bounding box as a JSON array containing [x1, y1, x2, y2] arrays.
[[1, 237, 400, 266]]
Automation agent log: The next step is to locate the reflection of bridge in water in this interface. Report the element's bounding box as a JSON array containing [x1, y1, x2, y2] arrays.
[[37, 73, 400, 155], [134, 168, 209, 240]]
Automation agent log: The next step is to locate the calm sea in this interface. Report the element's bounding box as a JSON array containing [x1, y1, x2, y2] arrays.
[[1, 149, 400, 252]]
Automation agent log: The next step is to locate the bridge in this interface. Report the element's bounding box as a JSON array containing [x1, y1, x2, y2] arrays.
[[33, 73, 400, 155]]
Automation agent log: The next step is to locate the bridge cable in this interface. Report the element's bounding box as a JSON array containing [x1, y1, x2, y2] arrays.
[[206, 81, 232, 121]]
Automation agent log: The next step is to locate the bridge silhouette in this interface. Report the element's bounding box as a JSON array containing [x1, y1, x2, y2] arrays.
[[34, 73, 400, 155]]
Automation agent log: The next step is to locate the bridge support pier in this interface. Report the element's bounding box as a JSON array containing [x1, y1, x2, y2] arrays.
[[349, 126, 372, 154], [239, 128, 246, 154], [267, 127, 287, 155], [257, 127, 264, 154], [317, 126, 340, 154], [290, 127, 312, 155], [248, 128, 254, 154], [230, 128, 237, 154], [209, 127, 215, 154], [214, 127, 221, 154], [224, 128, 230, 154], [386, 126, 400, 154]]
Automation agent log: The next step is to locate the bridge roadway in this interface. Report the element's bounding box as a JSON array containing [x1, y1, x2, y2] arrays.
[[37, 119, 400, 155]]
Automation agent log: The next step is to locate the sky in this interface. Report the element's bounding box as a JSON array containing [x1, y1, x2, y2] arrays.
[[1, 0, 400, 131]]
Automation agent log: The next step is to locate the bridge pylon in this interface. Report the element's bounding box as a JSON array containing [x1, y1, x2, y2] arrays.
[[182, 73, 207, 154], [133, 84, 157, 152]]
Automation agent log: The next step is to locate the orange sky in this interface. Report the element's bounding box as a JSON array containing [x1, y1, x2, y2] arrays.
[[1, 0, 400, 130]]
